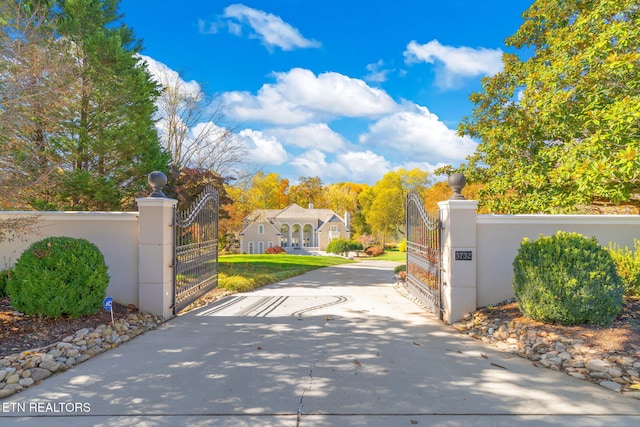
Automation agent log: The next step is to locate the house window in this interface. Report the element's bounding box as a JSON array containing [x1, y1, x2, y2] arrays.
[[258, 241, 264, 253], [248, 242, 254, 254], [258, 224, 264, 234], [268, 241, 274, 248], [330, 225, 338, 232]]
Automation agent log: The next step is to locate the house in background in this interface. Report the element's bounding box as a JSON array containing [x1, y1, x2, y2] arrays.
[[239, 203, 351, 254]]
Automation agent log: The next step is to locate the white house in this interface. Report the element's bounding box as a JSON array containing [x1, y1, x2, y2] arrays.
[[239, 203, 351, 254]]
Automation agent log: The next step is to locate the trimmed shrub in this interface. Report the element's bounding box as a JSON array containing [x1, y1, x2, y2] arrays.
[[326, 239, 363, 255], [265, 246, 286, 254], [7, 237, 110, 318], [0, 269, 10, 297], [365, 246, 384, 257], [607, 240, 640, 297], [219, 275, 255, 293], [512, 231, 623, 326], [398, 238, 407, 253], [394, 264, 406, 274]]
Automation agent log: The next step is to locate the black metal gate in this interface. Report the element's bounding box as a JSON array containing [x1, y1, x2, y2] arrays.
[[406, 192, 442, 318], [173, 186, 219, 314]]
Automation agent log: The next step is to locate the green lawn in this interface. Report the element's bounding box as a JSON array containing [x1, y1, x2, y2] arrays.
[[371, 249, 406, 262], [218, 254, 352, 292]]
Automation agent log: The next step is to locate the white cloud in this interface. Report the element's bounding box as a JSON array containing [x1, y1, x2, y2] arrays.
[[396, 161, 450, 175], [289, 149, 391, 185], [265, 123, 346, 152], [335, 151, 392, 181], [359, 104, 476, 163], [203, 4, 321, 51], [238, 129, 288, 165], [364, 60, 391, 83], [223, 68, 398, 124], [137, 54, 201, 97], [223, 89, 314, 125], [404, 40, 503, 89]]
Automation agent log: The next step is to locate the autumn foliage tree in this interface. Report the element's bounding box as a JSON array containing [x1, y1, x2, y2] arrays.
[[458, 0, 640, 213], [288, 176, 325, 208], [359, 169, 431, 247], [0, 0, 78, 208]]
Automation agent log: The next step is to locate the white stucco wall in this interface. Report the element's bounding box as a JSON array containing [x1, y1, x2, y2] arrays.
[[0, 211, 140, 306], [475, 214, 640, 307]]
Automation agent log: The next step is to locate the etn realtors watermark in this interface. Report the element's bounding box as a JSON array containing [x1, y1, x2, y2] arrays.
[[2, 401, 91, 413]]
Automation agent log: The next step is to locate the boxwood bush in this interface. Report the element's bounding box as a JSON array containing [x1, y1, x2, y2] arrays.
[[512, 231, 623, 326], [607, 240, 640, 297], [7, 237, 110, 318], [0, 269, 10, 297], [326, 238, 363, 255]]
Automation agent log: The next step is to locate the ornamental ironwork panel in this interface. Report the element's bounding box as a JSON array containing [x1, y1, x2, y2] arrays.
[[173, 186, 219, 314], [406, 192, 442, 318]]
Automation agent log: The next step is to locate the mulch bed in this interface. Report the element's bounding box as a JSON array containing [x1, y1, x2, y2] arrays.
[[0, 297, 136, 357]]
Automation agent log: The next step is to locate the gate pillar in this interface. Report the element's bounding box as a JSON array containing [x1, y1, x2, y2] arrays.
[[438, 199, 478, 324], [136, 196, 178, 319]]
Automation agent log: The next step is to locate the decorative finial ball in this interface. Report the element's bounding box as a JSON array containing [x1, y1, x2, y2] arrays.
[[148, 171, 168, 197]]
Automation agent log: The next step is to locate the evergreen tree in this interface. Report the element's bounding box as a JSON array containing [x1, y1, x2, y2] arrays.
[[49, 0, 169, 210], [1, 0, 169, 210]]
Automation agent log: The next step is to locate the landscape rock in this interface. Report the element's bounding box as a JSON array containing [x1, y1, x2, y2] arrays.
[[439, 293, 640, 396], [0, 310, 163, 399]]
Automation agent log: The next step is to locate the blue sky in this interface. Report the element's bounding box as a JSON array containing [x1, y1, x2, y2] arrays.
[[119, 0, 531, 185]]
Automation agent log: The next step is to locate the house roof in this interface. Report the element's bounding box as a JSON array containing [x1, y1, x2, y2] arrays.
[[244, 209, 282, 222], [275, 203, 336, 221], [317, 213, 349, 232], [241, 204, 347, 232], [239, 210, 281, 236]]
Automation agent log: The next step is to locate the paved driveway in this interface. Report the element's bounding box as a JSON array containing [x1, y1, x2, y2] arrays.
[[1, 260, 639, 426]]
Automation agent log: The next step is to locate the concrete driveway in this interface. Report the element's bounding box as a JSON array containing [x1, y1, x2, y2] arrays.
[[1, 260, 639, 426]]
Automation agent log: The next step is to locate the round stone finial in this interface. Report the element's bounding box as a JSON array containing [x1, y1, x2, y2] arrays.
[[148, 171, 168, 198], [448, 173, 466, 200]]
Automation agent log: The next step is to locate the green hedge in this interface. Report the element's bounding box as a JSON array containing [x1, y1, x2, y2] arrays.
[[0, 270, 10, 298], [325, 238, 363, 255], [608, 240, 640, 297], [512, 231, 623, 326], [7, 237, 110, 318]]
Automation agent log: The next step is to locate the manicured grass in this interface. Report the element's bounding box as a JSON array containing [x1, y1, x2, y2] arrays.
[[371, 249, 406, 262], [218, 254, 353, 292]]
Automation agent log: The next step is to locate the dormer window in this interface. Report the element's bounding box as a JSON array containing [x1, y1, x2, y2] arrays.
[[258, 224, 264, 234]]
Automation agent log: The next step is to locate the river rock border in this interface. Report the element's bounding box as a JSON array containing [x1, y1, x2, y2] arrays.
[[0, 312, 163, 399], [393, 282, 640, 400], [451, 311, 640, 399]]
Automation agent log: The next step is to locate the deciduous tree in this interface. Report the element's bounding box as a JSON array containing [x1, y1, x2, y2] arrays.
[[289, 176, 325, 208], [0, 0, 77, 208], [359, 169, 431, 246], [147, 62, 246, 179], [458, 0, 640, 213]]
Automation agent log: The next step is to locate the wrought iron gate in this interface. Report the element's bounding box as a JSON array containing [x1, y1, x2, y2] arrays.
[[173, 186, 219, 314], [406, 192, 442, 318]]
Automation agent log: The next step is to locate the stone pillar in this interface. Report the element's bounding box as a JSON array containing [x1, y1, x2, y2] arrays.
[[438, 198, 478, 324], [136, 172, 177, 319]]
